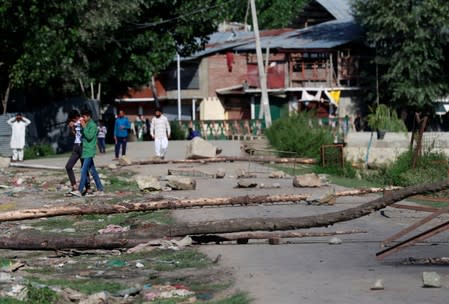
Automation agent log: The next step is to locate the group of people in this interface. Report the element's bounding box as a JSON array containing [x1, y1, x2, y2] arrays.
[[7, 107, 172, 197], [65, 109, 104, 197], [114, 108, 171, 160]]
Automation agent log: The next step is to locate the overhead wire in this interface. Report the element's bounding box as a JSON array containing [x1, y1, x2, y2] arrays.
[[131, 0, 240, 30]]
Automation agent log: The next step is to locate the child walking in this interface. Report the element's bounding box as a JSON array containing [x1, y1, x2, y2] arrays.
[[97, 120, 107, 153]]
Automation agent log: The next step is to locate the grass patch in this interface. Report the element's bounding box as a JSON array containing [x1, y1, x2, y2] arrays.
[[149, 249, 210, 271], [27, 276, 125, 295], [106, 175, 139, 192], [31, 210, 173, 232], [207, 292, 252, 304], [0, 284, 59, 304]]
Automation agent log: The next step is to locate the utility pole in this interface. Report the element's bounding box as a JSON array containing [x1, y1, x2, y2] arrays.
[[250, 0, 272, 127], [177, 53, 182, 120]]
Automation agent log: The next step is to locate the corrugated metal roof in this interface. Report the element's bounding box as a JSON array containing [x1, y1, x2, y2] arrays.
[[316, 0, 353, 21], [235, 20, 361, 51]]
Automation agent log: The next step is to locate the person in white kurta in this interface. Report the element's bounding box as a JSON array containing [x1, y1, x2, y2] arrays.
[[7, 113, 31, 161], [150, 108, 171, 159]]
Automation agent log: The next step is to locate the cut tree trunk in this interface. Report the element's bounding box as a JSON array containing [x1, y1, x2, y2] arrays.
[[0, 186, 407, 223], [132, 156, 317, 166], [0, 194, 309, 222], [0, 179, 448, 250], [191, 229, 367, 244]]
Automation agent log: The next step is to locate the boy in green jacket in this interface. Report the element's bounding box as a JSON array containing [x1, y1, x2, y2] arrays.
[[70, 109, 104, 197]]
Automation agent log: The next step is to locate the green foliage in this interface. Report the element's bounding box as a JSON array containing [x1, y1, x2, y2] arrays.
[[353, 1, 449, 109], [313, 162, 356, 179], [366, 104, 407, 132], [0, 284, 59, 304], [0, 0, 232, 99], [366, 150, 449, 187], [24, 143, 55, 159], [225, 0, 307, 29], [170, 121, 187, 140], [28, 277, 124, 295], [265, 112, 333, 159]]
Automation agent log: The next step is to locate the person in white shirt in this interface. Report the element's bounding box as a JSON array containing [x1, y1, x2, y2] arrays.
[[150, 107, 171, 159], [7, 113, 31, 162]]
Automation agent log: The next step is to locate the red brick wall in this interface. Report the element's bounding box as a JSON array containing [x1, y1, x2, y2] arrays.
[[207, 53, 248, 96]]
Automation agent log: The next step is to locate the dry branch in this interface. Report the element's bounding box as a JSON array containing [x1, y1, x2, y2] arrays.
[[0, 194, 309, 222], [0, 179, 448, 250], [335, 186, 402, 197]]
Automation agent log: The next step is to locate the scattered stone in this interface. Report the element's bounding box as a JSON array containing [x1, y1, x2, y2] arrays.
[[118, 156, 132, 166], [0, 272, 13, 283], [215, 168, 226, 179], [107, 163, 117, 170], [166, 176, 196, 190], [186, 137, 219, 159], [0, 157, 11, 168], [269, 171, 286, 179], [422, 272, 441, 288], [318, 174, 330, 185], [79, 291, 109, 304], [235, 168, 246, 178], [136, 262, 145, 268], [370, 279, 384, 290], [135, 175, 161, 191], [259, 183, 281, 189], [293, 173, 322, 188], [328, 237, 342, 245], [237, 180, 258, 188]]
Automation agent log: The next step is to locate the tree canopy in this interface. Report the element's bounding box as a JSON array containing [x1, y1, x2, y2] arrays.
[[353, 0, 449, 110], [0, 0, 234, 103], [0, 0, 307, 106]]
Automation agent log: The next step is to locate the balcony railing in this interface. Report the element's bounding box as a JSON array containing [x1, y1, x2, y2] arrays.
[[179, 119, 266, 140]]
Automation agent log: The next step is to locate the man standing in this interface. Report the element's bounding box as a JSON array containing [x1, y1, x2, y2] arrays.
[[70, 109, 104, 197], [150, 107, 171, 159], [114, 110, 130, 160], [7, 113, 31, 162]]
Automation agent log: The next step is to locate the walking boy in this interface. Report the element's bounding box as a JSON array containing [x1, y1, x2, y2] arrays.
[[150, 107, 171, 159], [70, 109, 104, 197]]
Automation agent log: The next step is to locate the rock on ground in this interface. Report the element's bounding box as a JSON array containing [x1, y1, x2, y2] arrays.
[[186, 137, 218, 159], [293, 173, 322, 188], [166, 176, 197, 190], [135, 175, 161, 191]]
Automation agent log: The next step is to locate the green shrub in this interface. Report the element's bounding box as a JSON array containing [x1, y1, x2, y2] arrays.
[[24, 143, 55, 159], [366, 149, 449, 186], [170, 121, 187, 140], [265, 112, 334, 159]]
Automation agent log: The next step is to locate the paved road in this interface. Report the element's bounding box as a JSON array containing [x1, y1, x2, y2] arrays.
[[21, 140, 449, 303]]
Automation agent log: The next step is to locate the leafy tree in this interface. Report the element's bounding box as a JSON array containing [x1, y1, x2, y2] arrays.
[[0, 0, 308, 107], [0, 0, 233, 105], [353, 0, 449, 110], [226, 0, 307, 29]]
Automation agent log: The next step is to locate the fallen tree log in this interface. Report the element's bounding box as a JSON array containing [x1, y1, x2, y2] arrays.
[[191, 229, 367, 244], [335, 186, 402, 197], [0, 179, 448, 250], [0, 194, 309, 222], [132, 155, 317, 165]]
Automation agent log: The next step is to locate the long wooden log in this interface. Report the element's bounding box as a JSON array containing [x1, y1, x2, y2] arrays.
[[132, 156, 317, 165], [0, 194, 309, 222], [335, 186, 402, 197], [0, 179, 448, 250], [191, 229, 367, 243]]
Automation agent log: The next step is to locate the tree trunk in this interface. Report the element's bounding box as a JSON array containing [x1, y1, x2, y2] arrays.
[[2, 82, 10, 114], [0, 179, 448, 250], [133, 156, 316, 166], [191, 229, 367, 244], [412, 115, 428, 169], [0, 194, 309, 222]]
